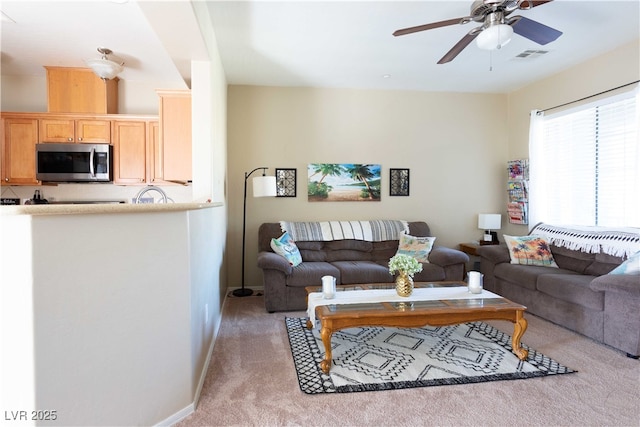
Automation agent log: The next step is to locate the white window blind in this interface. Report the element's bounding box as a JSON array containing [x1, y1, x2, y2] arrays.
[[533, 90, 640, 227]]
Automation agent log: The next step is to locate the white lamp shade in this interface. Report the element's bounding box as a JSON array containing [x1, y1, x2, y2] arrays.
[[252, 175, 276, 197], [85, 58, 123, 80], [476, 24, 513, 50], [478, 214, 502, 230]]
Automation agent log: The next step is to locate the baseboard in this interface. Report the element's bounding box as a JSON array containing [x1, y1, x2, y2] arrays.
[[155, 403, 194, 427], [193, 301, 224, 407], [155, 294, 228, 426]]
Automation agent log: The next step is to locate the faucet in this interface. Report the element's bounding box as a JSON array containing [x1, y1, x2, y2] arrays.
[[135, 185, 169, 204]]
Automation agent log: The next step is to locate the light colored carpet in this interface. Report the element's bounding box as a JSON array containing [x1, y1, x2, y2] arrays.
[[177, 294, 639, 427]]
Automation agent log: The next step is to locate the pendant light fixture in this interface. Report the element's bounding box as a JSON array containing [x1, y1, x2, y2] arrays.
[[85, 47, 124, 81]]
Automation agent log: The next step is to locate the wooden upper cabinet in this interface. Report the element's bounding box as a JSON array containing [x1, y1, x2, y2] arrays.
[[149, 121, 162, 183], [2, 118, 40, 185], [46, 66, 118, 114], [76, 119, 111, 143], [39, 118, 110, 143], [157, 90, 192, 183], [39, 119, 74, 143], [112, 120, 148, 184]]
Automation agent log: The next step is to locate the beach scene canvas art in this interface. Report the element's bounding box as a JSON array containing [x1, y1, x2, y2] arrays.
[[307, 163, 381, 202]]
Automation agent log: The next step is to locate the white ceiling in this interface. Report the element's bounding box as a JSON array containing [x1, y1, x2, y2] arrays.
[[1, 0, 639, 94]]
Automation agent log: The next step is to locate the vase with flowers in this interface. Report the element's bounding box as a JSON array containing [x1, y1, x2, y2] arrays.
[[388, 254, 423, 297]]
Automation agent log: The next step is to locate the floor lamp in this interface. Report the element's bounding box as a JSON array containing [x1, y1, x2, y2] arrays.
[[234, 167, 277, 297]]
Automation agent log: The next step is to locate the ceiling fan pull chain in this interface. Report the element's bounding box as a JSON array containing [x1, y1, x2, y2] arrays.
[[489, 50, 493, 72]]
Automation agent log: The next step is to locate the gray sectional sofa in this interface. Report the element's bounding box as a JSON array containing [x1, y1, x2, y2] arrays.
[[478, 223, 640, 358], [257, 221, 469, 312]]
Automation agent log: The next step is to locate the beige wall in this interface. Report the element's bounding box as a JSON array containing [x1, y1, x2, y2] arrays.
[[228, 38, 640, 289], [0, 74, 182, 114], [227, 86, 509, 288]]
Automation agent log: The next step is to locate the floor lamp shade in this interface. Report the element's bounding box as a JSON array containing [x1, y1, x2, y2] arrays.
[[253, 176, 277, 197]]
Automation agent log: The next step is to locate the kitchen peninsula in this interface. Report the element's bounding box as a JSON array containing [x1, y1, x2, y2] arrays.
[[1, 201, 224, 426]]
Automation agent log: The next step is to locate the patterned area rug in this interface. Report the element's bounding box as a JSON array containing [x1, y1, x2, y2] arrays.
[[285, 317, 575, 394]]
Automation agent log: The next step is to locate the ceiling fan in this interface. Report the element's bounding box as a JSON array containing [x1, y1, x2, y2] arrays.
[[393, 0, 562, 64]]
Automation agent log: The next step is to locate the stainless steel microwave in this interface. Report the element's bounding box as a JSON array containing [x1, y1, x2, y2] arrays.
[[36, 143, 113, 182]]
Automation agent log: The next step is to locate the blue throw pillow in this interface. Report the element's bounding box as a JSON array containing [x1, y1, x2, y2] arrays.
[[270, 232, 302, 267], [608, 250, 640, 275]]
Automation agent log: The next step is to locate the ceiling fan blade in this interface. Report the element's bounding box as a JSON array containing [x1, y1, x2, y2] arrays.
[[393, 17, 466, 37], [437, 32, 479, 64], [510, 15, 562, 45]]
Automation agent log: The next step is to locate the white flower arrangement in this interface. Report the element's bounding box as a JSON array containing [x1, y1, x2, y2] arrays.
[[388, 254, 423, 277]]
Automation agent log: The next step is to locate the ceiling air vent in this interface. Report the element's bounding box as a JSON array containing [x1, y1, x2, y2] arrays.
[[514, 49, 550, 59]]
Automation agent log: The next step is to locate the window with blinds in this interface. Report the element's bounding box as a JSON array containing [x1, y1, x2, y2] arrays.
[[535, 91, 639, 227]]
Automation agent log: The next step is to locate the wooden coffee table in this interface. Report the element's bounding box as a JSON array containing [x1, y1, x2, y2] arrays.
[[305, 282, 528, 374]]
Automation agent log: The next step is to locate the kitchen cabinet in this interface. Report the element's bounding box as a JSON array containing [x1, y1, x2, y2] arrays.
[[2, 108, 169, 187], [112, 120, 148, 184], [39, 118, 111, 143], [149, 121, 162, 183], [45, 66, 118, 114], [157, 90, 192, 182], [1, 118, 40, 185]]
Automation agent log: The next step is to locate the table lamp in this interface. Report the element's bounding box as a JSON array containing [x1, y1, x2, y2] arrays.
[[478, 214, 501, 245]]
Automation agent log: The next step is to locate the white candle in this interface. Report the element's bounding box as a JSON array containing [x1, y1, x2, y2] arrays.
[[322, 275, 335, 299], [468, 271, 483, 294]]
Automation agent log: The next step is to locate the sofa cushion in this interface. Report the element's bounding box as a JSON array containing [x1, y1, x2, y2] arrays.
[[551, 245, 595, 274], [494, 263, 578, 291], [407, 221, 431, 236], [270, 232, 302, 267], [412, 263, 446, 282], [585, 252, 625, 276], [326, 250, 372, 262], [371, 240, 399, 262], [332, 261, 393, 284], [503, 235, 559, 267], [296, 241, 326, 262], [324, 240, 373, 252], [285, 262, 341, 287], [370, 260, 446, 282], [299, 249, 327, 262], [536, 274, 604, 311], [259, 223, 286, 252], [609, 250, 640, 275], [296, 241, 324, 251], [396, 232, 436, 262]]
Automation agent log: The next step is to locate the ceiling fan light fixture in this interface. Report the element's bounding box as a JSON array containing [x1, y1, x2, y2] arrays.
[[476, 23, 513, 50], [85, 47, 124, 80]]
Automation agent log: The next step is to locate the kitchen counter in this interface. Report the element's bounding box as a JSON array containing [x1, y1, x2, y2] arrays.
[[1, 201, 223, 216], [2, 199, 226, 426]]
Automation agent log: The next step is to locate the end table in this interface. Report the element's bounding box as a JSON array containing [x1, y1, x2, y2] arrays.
[[458, 242, 481, 272]]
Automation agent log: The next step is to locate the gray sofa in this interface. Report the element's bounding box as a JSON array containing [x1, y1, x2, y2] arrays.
[[478, 224, 640, 358], [257, 221, 469, 312]]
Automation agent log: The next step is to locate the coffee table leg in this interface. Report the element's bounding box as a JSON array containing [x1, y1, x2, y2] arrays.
[[320, 326, 333, 374], [512, 311, 529, 360]]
